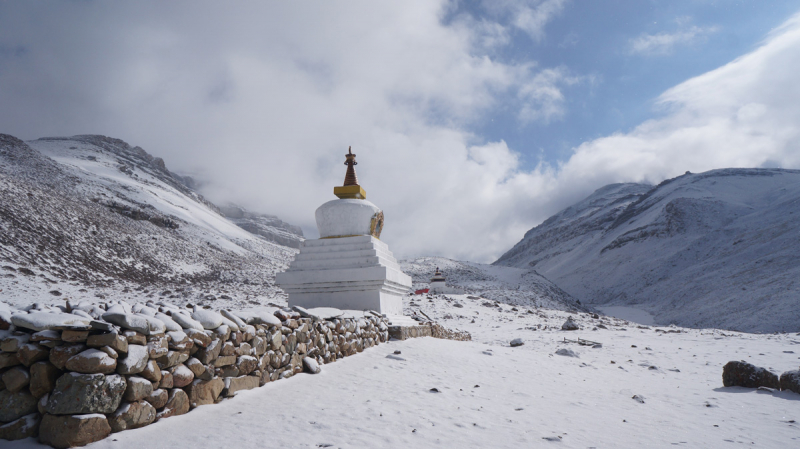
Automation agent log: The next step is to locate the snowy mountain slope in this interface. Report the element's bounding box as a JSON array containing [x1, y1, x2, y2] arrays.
[[494, 168, 800, 333], [218, 203, 304, 249], [400, 256, 584, 311], [0, 134, 298, 308]]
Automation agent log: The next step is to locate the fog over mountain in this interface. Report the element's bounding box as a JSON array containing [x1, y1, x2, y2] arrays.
[[1, 3, 800, 262]]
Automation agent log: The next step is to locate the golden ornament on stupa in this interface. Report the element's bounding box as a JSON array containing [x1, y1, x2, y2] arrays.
[[333, 146, 367, 199]]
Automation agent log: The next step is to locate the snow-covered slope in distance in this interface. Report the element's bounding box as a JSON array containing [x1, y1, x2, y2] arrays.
[[400, 256, 584, 312], [0, 134, 298, 308], [495, 168, 800, 333]]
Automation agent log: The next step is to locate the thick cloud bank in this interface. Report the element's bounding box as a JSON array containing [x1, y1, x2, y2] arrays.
[[0, 3, 798, 262]]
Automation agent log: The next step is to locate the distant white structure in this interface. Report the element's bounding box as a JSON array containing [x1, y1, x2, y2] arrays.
[[276, 147, 412, 315], [429, 267, 447, 294]]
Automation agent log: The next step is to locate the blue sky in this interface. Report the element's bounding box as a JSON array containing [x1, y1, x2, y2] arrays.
[[452, 0, 800, 170], [1, 1, 799, 261]]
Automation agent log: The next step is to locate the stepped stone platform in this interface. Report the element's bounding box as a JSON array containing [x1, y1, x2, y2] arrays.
[[277, 235, 412, 315]]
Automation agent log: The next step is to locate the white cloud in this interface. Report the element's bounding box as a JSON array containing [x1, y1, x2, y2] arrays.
[[630, 23, 719, 55], [517, 66, 582, 123], [482, 0, 569, 42], [0, 3, 798, 264]]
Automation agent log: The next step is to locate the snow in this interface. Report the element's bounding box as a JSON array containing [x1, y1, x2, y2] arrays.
[[597, 306, 656, 326], [495, 168, 800, 332], [6, 293, 800, 448], [10, 312, 92, 331]]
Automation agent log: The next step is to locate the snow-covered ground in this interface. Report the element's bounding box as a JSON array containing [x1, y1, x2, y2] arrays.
[[7, 294, 799, 448], [401, 257, 584, 312]]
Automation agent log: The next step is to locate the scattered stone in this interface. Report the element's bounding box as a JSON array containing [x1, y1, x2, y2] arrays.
[[159, 370, 174, 389], [45, 373, 126, 415], [39, 413, 111, 449], [87, 332, 128, 353], [61, 330, 90, 343], [11, 312, 91, 332], [223, 375, 259, 397], [156, 388, 189, 419], [49, 344, 87, 370], [510, 338, 524, 347], [186, 378, 224, 408], [632, 394, 645, 404], [108, 400, 156, 432], [117, 344, 149, 375], [192, 309, 224, 330], [123, 376, 153, 402], [122, 330, 146, 345], [555, 348, 579, 358], [0, 389, 38, 422], [2, 366, 30, 393], [303, 356, 321, 374], [171, 364, 194, 388], [30, 361, 61, 398], [722, 361, 780, 389], [0, 413, 40, 441], [65, 349, 117, 374], [2, 333, 30, 352], [0, 352, 21, 369], [429, 388, 440, 393], [102, 313, 151, 335], [140, 360, 162, 383], [561, 317, 580, 331], [145, 389, 168, 409], [779, 369, 800, 394], [17, 343, 50, 367]]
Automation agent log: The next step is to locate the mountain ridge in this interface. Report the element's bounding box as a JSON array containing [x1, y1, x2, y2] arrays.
[[495, 168, 800, 332]]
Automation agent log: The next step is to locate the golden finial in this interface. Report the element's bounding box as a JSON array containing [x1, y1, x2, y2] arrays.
[[334, 146, 367, 199]]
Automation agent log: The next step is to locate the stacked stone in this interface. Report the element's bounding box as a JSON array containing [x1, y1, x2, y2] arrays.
[[0, 302, 389, 448]]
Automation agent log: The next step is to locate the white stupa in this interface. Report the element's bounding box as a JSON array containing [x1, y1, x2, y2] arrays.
[[275, 147, 412, 316], [429, 267, 447, 294]]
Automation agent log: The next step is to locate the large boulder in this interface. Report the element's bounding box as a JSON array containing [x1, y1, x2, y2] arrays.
[[561, 316, 580, 331], [39, 413, 111, 449], [0, 389, 38, 422], [780, 369, 800, 394], [186, 378, 224, 408], [722, 361, 780, 389], [108, 400, 156, 432], [65, 349, 117, 374], [45, 373, 126, 415]]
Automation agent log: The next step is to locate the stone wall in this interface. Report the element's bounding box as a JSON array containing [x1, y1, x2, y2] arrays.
[[388, 323, 472, 341], [0, 304, 389, 447]]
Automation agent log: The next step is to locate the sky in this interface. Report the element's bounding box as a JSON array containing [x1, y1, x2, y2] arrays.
[[1, 1, 799, 262]]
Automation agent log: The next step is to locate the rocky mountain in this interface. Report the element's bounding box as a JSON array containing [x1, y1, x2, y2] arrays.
[[218, 204, 304, 249], [0, 134, 299, 308], [494, 168, 800, 333], [400, 256, 584, 312]]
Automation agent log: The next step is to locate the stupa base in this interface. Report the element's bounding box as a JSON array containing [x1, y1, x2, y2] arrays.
[[276, 235, 412, 316]]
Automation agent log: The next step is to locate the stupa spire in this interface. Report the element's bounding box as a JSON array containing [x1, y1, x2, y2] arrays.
[[334, 146, 367, 199], [343, 146, 359, 186]]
